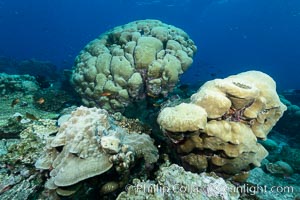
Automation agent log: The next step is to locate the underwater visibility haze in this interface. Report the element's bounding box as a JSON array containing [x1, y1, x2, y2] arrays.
[[0, 0, 300, 88], [0, 0, 300, 199]]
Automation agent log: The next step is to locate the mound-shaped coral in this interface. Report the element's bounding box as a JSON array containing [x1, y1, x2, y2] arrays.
[[71, 19, 197, 112], [157, 71, 287, 177], [35, 106, 158, 195]]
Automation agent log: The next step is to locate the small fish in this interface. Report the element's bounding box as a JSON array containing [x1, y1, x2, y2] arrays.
[[11, 98, 20, 108], [152, 103, 161, 107], [36, 97, 45, 104], [25, 112, 38, 120], [147, 92, 158, 98], [101, 92, 112, 97]]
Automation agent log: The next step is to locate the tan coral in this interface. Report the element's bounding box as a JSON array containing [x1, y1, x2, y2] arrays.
[[71, 19, 197, 112], [52, 155, 112, 187], [181, 153, 208, 171], [177, 135, 203, 154], [216, 144, 268, 174], [204, 121, 258, 157], [36, 106, 113, 188], [134, 36, 163, 69], [36, 106, 158, 194], [157, 70, 286, 177], [157, 103, 207, 133], [206, 121, 257, 145], [215, 78, 259, 109], [191, 81, 232, 119]]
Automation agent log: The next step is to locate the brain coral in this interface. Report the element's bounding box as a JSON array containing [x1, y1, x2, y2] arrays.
[[71, 19, 197, 112], [35, 106, 158, 195], [157, 71, 287, 178]]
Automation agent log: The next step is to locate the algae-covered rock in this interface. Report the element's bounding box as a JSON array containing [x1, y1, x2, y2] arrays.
[[247, 167, 299, 200], [0, 116, 26, 139], [0, 119, 58, 166], [279, 146, 300, 173], [0, 119, 56, 199], [117, 164, 239, 200], [266, 160, 294, 176], [33, 88, 78, 112], [0, 73, 39, 95]]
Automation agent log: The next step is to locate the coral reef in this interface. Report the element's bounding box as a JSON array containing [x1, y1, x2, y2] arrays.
[[0, 119, 57, 199], [0, 57, 58, 81], [279, 146, 300, 173], [274, 95, 300, 147], [1, 119, 57, 166], [0, 73, 39, 95], [35, 106, 158, 196], [112, 112, 152, 135], [258, 130, 299, 175], [0, 91, 59, 140], [17, 59, 58, 80], [0, 115, 27, 139], [71, 19, 197, 112], [157, 71, 287, 177], [33, 87, 78, 112], [246, 167, 300, 200], [266, 160, 294, 177], [117, 163, 239, 200], [0, 170, 44, 200]]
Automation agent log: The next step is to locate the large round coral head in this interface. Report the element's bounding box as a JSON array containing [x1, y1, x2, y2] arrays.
[[71, 19, 197, 112]]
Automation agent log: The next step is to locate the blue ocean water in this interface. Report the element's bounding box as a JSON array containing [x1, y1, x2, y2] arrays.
[[0, 0, 299, 89], [0, 1, 300, 199]]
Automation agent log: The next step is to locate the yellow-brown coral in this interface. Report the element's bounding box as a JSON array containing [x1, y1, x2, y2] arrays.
[[157, 71, 286, 177]]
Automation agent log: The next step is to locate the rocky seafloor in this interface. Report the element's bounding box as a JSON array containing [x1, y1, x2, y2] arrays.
[[0, 72, 300, 200]]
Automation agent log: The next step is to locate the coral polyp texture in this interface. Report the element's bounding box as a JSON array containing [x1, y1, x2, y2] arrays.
[[157, 71, 287, 177], [71, 19, 197, 112], [35, 106, 158, 195]]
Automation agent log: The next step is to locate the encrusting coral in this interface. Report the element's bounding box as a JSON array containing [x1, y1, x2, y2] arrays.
[[117, 163, 239, 200], [71, 19, 197, 112], [0, 119, 58, 199], [157, 71, 287, 178], [35, 106, 158, 196]]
